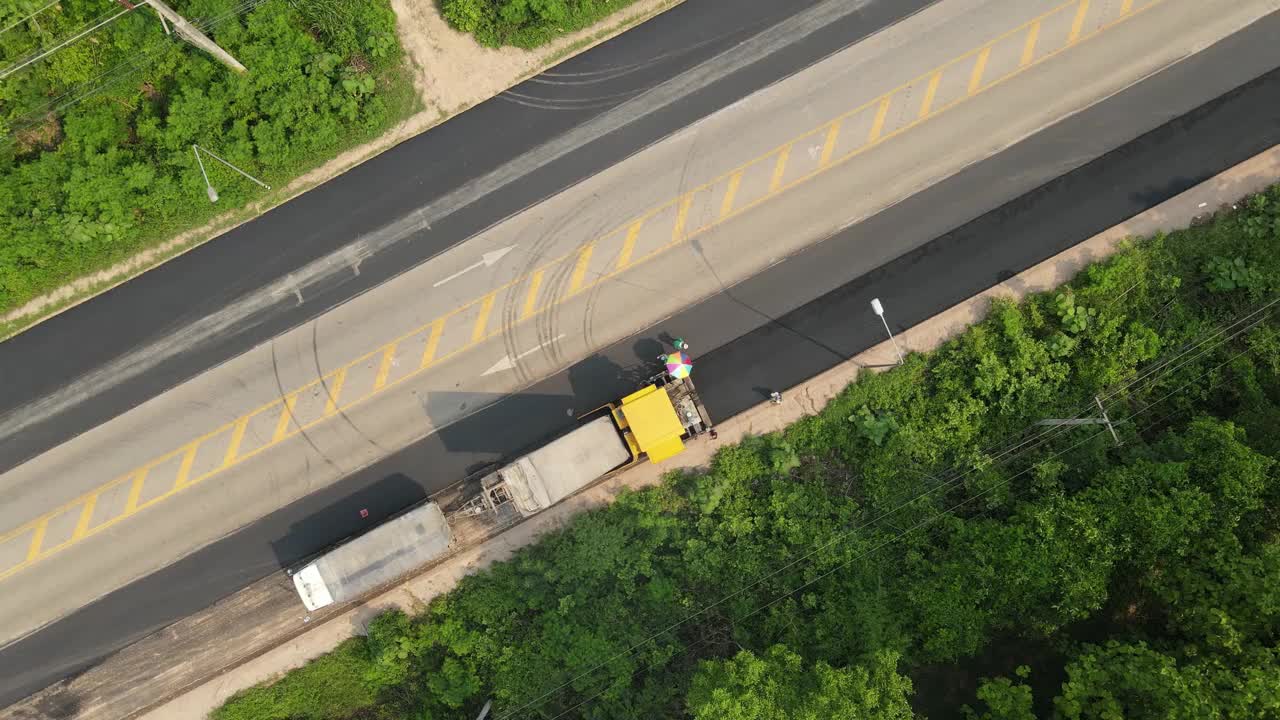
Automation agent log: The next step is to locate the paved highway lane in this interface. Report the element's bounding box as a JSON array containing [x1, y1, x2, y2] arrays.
[[4, 7, 1280, 708], [4, 0, 1269, 650], [0, 0, 937, 473]]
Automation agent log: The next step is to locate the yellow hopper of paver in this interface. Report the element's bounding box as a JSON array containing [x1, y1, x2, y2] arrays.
[[610, 373, 712, 463]]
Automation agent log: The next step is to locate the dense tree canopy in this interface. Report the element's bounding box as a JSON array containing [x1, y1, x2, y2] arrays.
[[0, 0, 408, 316], [686, 646, 914, 720], [217, 191, 1280, 720]]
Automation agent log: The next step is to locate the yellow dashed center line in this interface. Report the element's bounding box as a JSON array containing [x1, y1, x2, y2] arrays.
[[1069, 0, 1090, 43], [968, 46, 991, 95], [322, 369, 348, 417], [618, 221, 644, 270], [868, 97, 891, 142], [374, 343, 398, 391], [569, 244, 594, 294], [919, 71, 942, 118], [522, 270, 545, 319], [421, 319, 444, 367], [174, 443, 198, 489], [0, 0, 1169, 586], [769, 144, 792, 193], [1021, 20, 1041, 66], [223, 416, 250, 466], [73, 493, 99, 540], [26, 519, 48, 561], [124, 468, 149, 514], [672, 196, 693, 243], [819, 120, 841, 166], [471, 294, 496, 344], [273, 394, 297, 443], [720, 171, 743, 219]]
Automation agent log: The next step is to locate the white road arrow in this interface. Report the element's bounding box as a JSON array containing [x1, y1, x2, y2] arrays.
[[482, 334, 566, 376], [432, 246, 516, 288]]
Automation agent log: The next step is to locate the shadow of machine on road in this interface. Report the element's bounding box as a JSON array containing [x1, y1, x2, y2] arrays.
[[425, 351, 648, 456], [424, 351, 670, 508], [269, 472, 428, 569]]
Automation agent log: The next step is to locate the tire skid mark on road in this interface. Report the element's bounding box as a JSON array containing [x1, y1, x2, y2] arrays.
[[0, 0, 1163, 584]]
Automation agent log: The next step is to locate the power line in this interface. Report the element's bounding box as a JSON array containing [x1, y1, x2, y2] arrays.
[[3, 0, 273, 143], [0, 0, 263, 91], [0, 0, 60, 36], [1099, 295, 1280, 404], [1, 1, 126, 49], [498, 295, 1277, 719], [1119, 306, 1277, 424], [0, 6, 133, 80], [503, 413, 1085, 716], [6, 41, 165, 126], [532, 315, 1276, 720], [502, 414, 1089, 719], [538, 417, 1121, 720]]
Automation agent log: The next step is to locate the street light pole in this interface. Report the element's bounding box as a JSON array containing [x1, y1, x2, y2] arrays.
[[192, 144, 271, 203], [192, 145, 218, 202], [870, 297, 905, 365]]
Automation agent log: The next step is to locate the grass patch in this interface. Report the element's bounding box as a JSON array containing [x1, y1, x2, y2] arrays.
[[0, 0, 419, 328], [211, 638, 379, 720]]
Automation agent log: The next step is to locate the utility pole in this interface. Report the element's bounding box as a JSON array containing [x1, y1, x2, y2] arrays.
[[116, 0, 246, 73], [1036, 395, 1122, 446], [1094, 395, 1121, 446]]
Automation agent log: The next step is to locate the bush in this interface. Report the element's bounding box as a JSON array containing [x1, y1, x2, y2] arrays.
[[0, 0, 412, 319], [439, 0, 645, 48]]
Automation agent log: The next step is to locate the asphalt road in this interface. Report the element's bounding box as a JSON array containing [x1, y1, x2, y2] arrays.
[[12, 0, 1244, 651], [0, 0, 936, 473], [4, 11, 1279, 708]]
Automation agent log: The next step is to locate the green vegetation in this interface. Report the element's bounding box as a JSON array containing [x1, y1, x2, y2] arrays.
[[439, 0, 643, 48], [212, 639, 379, 720], [216, 190, 1280, 720], [0, 0, 413, 318]]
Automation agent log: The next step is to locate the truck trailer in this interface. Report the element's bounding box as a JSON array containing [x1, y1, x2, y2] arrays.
[[291, 502, 452, 612], [466, 374, 711, 521]]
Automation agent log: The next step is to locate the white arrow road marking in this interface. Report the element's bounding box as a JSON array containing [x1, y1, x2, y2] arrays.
[[482, 334, 566, 376], [432, 246, 516, 288]]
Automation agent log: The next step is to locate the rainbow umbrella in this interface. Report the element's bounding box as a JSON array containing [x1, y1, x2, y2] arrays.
[[665, 350, 693, 379]]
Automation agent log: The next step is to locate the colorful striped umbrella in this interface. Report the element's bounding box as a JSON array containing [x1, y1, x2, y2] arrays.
[[665, 350, 693, 379]]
